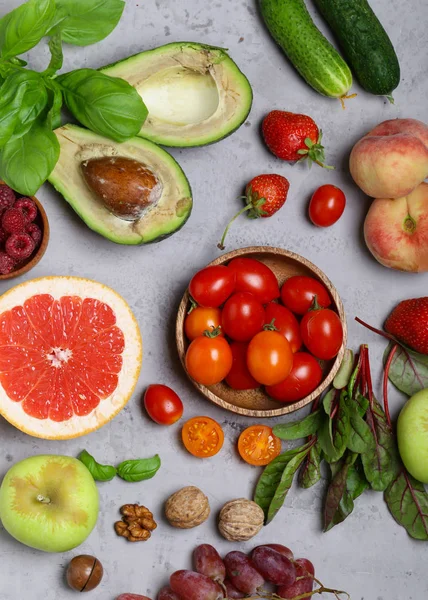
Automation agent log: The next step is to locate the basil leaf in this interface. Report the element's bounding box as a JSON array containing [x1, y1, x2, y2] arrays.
[[46, 80, 63, 129], [49, 0, 125, 46], [0, 0, 56, 59], [78, 450, 116, 481], [44, 33, 64, 76], [266, 450, 308, 524], [57, 69, 147, 142], [347, 408, 373, 454], [273, 410, 322, 440], [0, 114, 59, 195], [0, 72, 28, 147], [385, 468, 428, 540], [333, 349, 354, 389], [13, 72, 49, 138], [299, 440, 322, 489], [384, 342, 428, 397], [117, 455, 161, 482]]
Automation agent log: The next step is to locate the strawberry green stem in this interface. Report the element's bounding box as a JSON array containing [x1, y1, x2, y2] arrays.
[[218, 204, 253, 250]]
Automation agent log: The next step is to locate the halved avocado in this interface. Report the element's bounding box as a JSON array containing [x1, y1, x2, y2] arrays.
[[47, 124, 192, 245], [100, 42, 253, 147]]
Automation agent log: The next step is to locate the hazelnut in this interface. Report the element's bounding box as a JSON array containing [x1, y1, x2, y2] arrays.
[[218, 499, 264, 542], [165, 486, 210, 529], [66, 555, 103, 592]]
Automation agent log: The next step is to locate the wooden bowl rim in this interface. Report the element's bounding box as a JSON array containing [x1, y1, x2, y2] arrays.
[[0, 188, 50, 281], [176, 246, 347, 418]]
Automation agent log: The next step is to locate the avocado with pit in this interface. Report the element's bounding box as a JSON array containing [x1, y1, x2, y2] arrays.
[[48, 124, 192, 245], [100, 42, 253, 147]]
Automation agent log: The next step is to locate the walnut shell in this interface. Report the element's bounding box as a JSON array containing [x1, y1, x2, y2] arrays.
[[165, 486, 210, 529], [218, 499, 264, 542]]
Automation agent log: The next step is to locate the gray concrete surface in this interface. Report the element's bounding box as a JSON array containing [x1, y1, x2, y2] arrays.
[[0, 0, 428, 598]]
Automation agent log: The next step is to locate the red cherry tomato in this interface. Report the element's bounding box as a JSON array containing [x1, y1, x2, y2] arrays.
[[189, 265, 235, 308], [280, 276, 331, 315], [264, 302, 302, 353], [247, 330, 294, 385], [185, 332, 233, 385], [227, 257, 280, 304], [222, 292, 265, 342], [300, 308, 343, 360], [184, 307, 223, 341], [309, 184, 346, 227], [266, 352, 323, 402], [144, 384, 184, 425], [225, 342, 260, 390]]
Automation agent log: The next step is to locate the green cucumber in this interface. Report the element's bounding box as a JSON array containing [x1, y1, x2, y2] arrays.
[[260, 0, 353, 98], [313, 0, 400, 97]]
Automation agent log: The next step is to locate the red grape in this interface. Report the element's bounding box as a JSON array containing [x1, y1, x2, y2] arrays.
[[224, 552, 264, 594], [257, 543, 294, 561], [117, 596, 152, 600], [194, 544, 226, 583], [224, 580, 245, 599], [170, 571, 223, 600], [277, 558, 315, 599], [295, 558, 315, 577], [158, 587, 182, 600], [251, 546, 296, 586]]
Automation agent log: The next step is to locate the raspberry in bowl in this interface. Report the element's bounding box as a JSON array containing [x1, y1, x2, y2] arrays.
[[0, 182, 49, 281]]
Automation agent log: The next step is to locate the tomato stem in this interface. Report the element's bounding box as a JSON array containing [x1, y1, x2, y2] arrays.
[[203, 325, 222, 338], [263, 318, 278, 332]]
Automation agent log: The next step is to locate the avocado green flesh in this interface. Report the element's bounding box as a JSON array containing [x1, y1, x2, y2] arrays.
[[47, 124, 192, 245], [100, 42, 253, 147]]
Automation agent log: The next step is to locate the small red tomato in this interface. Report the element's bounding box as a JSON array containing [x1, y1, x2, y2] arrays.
[[228, 257, 280, 304], [247, 330, 294, 386], [225, 342, 260, 390], [280, 275, 331, 315], [222, 292, 265, 342], [300, 308, 343, 360], [264, 302, 302, 353], [309, 184, 346, 227], [184, 307, 223, 341], [185, 331, 233, 385], [189, 265, 235, 307], [266, 352, 323, 402], [144, 385, 184, 425]]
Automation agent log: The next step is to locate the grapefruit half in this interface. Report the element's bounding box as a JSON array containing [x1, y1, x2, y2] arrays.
[[0, 277, 142, 439]]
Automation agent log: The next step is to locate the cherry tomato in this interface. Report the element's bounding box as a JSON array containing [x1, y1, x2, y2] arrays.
[[266, 352, 323, 403], [185, 331, 233, 385], [280, 275, 331, 315], [182, 416, 224, 458], [222, 292, 265, 342], [227, 257, 280, 304], [247, 330, 293, 385], [225, 342, 260, 390], [264, 302, 302, 353], [238, 425, 282, 466], [189, 265, 235, 307], [309, 184, 346, 227], [143, 384, 184, 425], [184, 307, 223, 341], [300, 309, 343, 360]]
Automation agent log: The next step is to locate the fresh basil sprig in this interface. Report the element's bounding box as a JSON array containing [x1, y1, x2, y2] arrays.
[[117, 455, 161, 483], [78, 450, 117, 482]]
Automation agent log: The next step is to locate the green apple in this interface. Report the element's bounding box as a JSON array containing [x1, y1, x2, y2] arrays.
[[0, 454, 99, 552], [397, 388, 428, 483]]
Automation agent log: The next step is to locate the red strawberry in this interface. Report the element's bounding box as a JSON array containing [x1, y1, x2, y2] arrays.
[[218, 174, 290, 249], [262, 110, 333, 169], [385, 298, 428, 354]]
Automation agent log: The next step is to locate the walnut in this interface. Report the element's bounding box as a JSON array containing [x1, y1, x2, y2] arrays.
[[218, 499, 264, 542], [165, 486, 210, 529], [114, 503, 157, 542]]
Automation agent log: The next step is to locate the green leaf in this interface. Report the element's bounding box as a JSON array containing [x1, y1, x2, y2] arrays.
[[117, 455, 161, 482], [44, 33, 63, 75], [0, 113, 59, 195], [57, 69, 147, 142], [78, 450, 116, 481], [299, 440, 322, 489], [333, 349, 354, 389], [45, 80, 63, 129], [0, 0, 56, 58], [384, 342, 428, 397], [354, 392, 370, 417], [322, 389, 336, 416], [0, 72, 28, 147], [49, 0, 125, 46], [266, 450, 308, 524], [385, 469, 428, 540], [319, 392, 350, 463], [347, 407, 374, 454], [12, 71, 49, 138], [273, 410, 323, 441]]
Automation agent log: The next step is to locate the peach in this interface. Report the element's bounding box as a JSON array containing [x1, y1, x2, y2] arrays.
[[364, 182, 428, 272], [350, 118, 428, 199]]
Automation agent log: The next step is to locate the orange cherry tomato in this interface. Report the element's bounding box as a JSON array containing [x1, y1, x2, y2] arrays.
[[184, 307, 223, 341], [182, 416, 224, 458], [185, 330, 233, 386], [247, 330, 293, 385], [238, 425, 282, 466]]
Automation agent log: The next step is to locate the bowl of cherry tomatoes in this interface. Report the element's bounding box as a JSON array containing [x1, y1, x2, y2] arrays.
[[176, 246, 347, 417]]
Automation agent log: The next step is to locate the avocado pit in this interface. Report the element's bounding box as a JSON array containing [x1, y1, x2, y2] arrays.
[[81, 156, 163, 221]]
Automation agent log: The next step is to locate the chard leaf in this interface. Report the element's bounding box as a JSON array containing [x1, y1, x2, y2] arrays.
[[347, 408, 373, 454], [385, 469, 428, 540], [333, 349, 354, 389], [384, 342, 428, 397], [319, 392, 350, 463], [273, 410, 322, 440], [299, 440, 322, 489], [266, 451, 308, 524], [322, 389, 336, 415]]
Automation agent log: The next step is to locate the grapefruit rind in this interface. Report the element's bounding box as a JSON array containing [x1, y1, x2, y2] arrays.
[[0, 277, 142, 440]]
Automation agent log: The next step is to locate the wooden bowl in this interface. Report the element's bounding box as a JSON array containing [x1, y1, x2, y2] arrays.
[[176, 246, 347, 418], [0, 188, 49, 281]]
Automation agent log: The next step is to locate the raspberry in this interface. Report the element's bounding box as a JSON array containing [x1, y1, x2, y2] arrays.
[[14, 198, 38, 222], [5, 233, 35, 261], [2, 208, 26, 234], [0, 228, 8, 245], [26, 223, 42, 246], [0, 185, 15, 212], [0, 251, 15, 275]]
